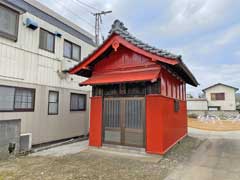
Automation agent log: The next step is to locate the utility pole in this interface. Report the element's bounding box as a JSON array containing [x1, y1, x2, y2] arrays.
[[92, 11, 112, 46]]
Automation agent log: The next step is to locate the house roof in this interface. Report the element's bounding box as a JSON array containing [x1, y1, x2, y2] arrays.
[[68, 20, 199, 86], [202, 83, 239, 92]]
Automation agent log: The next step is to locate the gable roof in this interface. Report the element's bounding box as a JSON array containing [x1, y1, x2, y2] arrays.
[[202, 83, 239, 92], [68, 20, 199, 86]]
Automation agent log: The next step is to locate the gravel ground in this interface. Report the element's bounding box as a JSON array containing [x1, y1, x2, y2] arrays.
[[0, 136, 203, 180]]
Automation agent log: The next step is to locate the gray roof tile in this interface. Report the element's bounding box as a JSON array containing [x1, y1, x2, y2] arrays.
[[109, 20, 180, 59]]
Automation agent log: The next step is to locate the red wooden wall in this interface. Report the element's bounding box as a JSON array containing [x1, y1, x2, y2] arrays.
[[160, 68, 186, 101], [93, 46, 159, 75], [146, 95, 187, 154], [89, 96, 102, 147]]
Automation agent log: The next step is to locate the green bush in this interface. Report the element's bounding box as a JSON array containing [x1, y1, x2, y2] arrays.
[[188, 113, 198, 119]]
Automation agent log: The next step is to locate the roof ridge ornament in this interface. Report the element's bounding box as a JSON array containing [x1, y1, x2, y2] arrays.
[[109, 19, 128, 34]]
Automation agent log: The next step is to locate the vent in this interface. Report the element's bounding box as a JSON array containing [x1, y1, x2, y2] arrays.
[[26, 18, 38, 30], [55, 31, 62, 38], [20, 133, 32, 152]]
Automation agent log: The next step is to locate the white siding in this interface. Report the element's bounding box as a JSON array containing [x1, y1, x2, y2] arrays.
[[187, 100, 208, 110], [0, 12, 95, 90], [0, 10, 95, 144], [205, 85, 237, 110]]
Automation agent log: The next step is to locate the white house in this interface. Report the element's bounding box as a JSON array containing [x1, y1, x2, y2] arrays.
[[0, 0, 96, 146], [203, 83, 238, 111]]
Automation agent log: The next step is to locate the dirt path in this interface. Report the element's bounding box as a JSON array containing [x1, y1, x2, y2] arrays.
[[188, 118, 240, 131], [0, 137, 202, 180], [165, 139, 240, 180]]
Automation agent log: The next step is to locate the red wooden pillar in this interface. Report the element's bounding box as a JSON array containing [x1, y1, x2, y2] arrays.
[[89, 96, 102, 147]]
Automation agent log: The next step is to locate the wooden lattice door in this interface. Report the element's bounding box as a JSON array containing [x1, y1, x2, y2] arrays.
[[103, 97, 145, 147]]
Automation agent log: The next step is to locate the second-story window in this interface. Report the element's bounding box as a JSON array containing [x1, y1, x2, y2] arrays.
[[64, 40, 81, 61], [211, 93, 225, 101], [39, 28, 55, 52], [0, 4, 19, 41]]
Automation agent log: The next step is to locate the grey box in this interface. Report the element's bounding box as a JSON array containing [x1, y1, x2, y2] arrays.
[[20, 133, 32, 152]]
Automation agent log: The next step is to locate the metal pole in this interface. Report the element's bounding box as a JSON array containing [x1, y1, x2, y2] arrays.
[[93, 11, 112, 46]]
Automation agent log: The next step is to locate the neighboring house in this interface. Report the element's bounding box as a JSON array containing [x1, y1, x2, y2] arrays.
[[237, 105, 240, 112], [0, 0, 95, 149], [203, 83, 238, 111], [236, 93, 240, 112], [69, 20, 198, 155], [236, 93, 240, 106]]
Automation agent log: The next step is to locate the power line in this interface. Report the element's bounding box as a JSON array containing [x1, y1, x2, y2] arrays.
[[73, 0, 102, 12], [70, 0, 94, 13], [51, 0, 95, 29]]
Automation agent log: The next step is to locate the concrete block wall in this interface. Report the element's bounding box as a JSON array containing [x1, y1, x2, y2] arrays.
[[188, 110, 239, 118], [0, 119, 21, 160]]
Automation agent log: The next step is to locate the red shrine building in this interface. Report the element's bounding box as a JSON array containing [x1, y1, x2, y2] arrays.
[[69, 20, 198, 155]]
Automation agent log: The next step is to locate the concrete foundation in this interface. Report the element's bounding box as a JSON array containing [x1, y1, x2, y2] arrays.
[[0, 119, 21, 160]]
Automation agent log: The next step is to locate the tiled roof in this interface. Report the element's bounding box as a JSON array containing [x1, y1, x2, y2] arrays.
[[108, 20, 181, 60], [67, 20, 199, 86]]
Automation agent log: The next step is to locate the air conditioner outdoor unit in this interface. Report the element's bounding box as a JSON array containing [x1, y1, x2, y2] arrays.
[[61, 59, 74, 72], [20, 133, 32, 153]]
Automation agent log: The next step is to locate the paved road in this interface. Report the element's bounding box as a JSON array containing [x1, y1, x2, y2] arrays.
[[188, 127, 240, 139], [165, 138, 240, 180]]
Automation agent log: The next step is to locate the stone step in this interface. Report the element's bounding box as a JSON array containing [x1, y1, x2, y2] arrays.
[[90, 144, 162, 163], [102, 144, 146, 154], [31, 136, 88, 153]]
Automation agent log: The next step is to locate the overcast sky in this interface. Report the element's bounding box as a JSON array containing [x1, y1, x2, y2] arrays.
[[38, 0, 240, 97]]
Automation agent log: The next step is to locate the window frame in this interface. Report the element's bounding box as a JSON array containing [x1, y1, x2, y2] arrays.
[[211, 93, 225, 101], [0, 4, 19, 41], [39, 28, 55, 53], [0, 85, 35, 112], [70, 93, 86, 111], [14, 87, 35, 112], [63, 39, 81, 61], [48, 91, 59, 115]]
